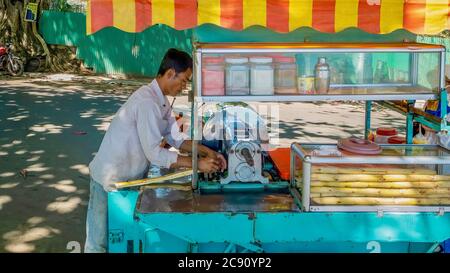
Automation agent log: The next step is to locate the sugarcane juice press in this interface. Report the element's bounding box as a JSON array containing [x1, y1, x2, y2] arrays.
[[108, 43, 450, 253]]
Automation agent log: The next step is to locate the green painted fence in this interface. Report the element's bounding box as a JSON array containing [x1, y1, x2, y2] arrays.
[[39, 11, 192, 77], [39, 11, 449, 78]]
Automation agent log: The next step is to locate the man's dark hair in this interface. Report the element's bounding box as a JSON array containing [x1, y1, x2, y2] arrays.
[[157, 48, 193, 76]]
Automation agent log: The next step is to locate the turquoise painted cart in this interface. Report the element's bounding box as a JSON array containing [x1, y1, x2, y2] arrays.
[[108, 188, 450, 253], [108, 41, 450, 253]]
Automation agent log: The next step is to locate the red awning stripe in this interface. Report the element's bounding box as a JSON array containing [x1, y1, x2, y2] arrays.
[[403, 0, 427, 34], [175, 0, 197, 30], [267, 0, 290, 33], [221, 0, 244, 31], [312, 0, 336, 32], [357, 0, 381, 33], [90, 0, 113, 34], [135, 0, 152, 33]]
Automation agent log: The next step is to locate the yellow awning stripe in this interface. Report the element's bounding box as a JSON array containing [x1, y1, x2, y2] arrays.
[[243, 0, 267, 29], [112, 0, 136, 33], [198, 0, 221, 26], [425, 0, 449, 34], [334, 0, 359, 32], [380, 0, 405, 34], [289, 0, 313, 31], [152, 0, 175, 27]]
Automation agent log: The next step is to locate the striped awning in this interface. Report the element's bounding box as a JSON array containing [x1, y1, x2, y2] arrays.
[[87, 0, 450, 35]]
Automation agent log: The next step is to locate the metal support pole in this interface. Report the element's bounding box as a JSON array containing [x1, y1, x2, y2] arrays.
[[439, 51, 448, 132], [365, 100, 372, 140], [406, 100, 415, 144], [192, 50, 202, 190], [411, 52, 418, 86], [440, 88, 448, 130], [192, 101, 199, 190], [290, 143, 296, 188], [302, 158, 311, 212]]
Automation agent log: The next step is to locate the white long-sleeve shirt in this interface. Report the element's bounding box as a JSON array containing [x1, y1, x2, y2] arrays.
[[89, 80, 188, 191]]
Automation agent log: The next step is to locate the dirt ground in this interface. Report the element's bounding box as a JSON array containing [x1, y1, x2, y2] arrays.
[[0, 72, 405, 253]]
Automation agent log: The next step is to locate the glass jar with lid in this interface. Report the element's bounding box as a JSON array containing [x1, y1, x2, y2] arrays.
[[225, 57, 250, 95], [273, 55, 298, 94], [202, 57, 225, 96], [250, 57, 274, 95]]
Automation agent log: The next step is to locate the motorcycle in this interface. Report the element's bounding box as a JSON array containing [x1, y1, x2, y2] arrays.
[[0, 43, 24, 76]]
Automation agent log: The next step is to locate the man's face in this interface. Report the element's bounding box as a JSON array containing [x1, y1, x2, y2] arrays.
[[166, 68, 192, 96]]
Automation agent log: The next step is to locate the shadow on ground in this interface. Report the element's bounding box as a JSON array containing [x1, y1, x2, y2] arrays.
[[0, 74, 142, 252], [0, 73, 406, 252]]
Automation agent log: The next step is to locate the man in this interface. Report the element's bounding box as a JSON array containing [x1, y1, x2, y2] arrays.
[[85, 48, 226, 253]]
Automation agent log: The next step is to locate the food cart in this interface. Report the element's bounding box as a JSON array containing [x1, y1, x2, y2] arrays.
[[86, 0, 450, 253]]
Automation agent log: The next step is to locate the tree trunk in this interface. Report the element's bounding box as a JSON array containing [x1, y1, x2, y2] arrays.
[[0, 0, 81, 72]]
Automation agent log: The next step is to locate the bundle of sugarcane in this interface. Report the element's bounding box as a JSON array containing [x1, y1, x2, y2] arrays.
[[295, 165, 450, 205], [297, 168, 450, 188]]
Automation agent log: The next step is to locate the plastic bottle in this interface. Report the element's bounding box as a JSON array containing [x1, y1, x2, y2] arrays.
[[202, 57, 225, 96], [225, 57, 250, 95], [413, 124, 428, 144], [249, 57, 274, 95], [273, 56, 298, 94], [314, 57, 330, 94], [354, 53, 373, 84], [374, 60, 389, 83]]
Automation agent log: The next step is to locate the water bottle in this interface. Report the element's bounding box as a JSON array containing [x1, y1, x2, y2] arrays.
[[314, 57, 330, 94], [374, 60, 389, 83], [354, 53, 373, 84]]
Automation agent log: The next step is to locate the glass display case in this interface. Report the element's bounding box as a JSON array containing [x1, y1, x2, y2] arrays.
[[194, 42, 446, 102], [191, 42, 448, 191], [290, 143, 450, 213]]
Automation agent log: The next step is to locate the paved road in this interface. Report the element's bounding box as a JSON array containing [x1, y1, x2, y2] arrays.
[[0, 74, 405, 252]]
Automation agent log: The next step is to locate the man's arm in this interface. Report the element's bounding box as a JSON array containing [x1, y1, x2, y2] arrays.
[[170, 154, 220, 173], [169, 155, 191, 168], [136, 100, 179, 169], [179, 140, 227, 171], [179, 140, 205, 155]]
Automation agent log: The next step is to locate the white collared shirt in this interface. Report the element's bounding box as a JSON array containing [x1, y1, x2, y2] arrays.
[[89, 80, 188, 191]]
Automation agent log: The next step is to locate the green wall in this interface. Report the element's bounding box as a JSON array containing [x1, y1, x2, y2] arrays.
[[39, 11, 449, 78], [39, 11, 193, 77]]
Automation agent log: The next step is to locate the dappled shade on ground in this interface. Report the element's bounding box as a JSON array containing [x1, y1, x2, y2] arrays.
[[0, 73, 405, 252]]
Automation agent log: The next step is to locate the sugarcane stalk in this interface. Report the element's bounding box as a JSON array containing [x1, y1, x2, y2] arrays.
[[312, 186, 450, 194], [310, 186, 450, 197], [311, 192, 450, 198], [311, 197, 450, 205], [310, 173, 450, 182], [311, 166, 436, 175], [143, 184, 192, 191], [309, 181, 450, 189], [114, 169, 193, 189]]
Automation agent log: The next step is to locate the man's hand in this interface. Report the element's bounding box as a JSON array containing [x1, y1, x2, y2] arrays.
[[201, 147, 227, 172], [178, 141, 227, 172], [198, 157, 220, 173]]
